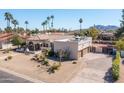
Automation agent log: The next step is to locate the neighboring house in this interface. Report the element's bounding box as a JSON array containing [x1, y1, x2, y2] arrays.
[[54, 36, 92, 60], [99, 32, 115, 40], [0, 33, 13, 49], [26, 33, 92, 59], [92, 43, 114, 55], [92, 32, 115, 55]]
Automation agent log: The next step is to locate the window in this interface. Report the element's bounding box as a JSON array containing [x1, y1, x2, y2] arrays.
[[45, 44, 48, 47], [43, 43, 45, 47]]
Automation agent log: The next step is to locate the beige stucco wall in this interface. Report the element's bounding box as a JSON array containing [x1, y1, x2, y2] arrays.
[[53, 37, 92, 60], [1, 43, 13, 49], [78, 40, 92, 51], [54, 41, 78, 59]]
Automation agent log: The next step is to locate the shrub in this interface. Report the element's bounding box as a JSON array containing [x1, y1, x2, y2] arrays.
[[112, 51, 120, 81], [8, 56, 12, 60], [48, 63, 60, 73], [72, 61, 77, 64], [5, 58, 8, 61], [48, 50, 54, 57], [42, 60, 49, 66], [52, 63, 60, 70], [3, 49, 10, 53]]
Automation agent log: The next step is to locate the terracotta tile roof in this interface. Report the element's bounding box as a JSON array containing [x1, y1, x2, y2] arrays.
[[0, 33, 13, 42], [27, 34, 73, 42], [18, 34, 30, 40]]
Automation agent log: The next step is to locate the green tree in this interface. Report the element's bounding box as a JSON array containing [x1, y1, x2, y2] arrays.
[[4, 12, 13, 28], [47, 16, 51, 30], [86, 27, 100, 40], [44, 20, 48, 31], [25, 21, 29, 31], [16, 27, 24, 33], [4, 27, 13, 33], [115, 40, 124, 51], [12, 19, 19, 32], [79, 18, 83, 32], [41, 22, 45, 31], [115, 9, 124, 39], [31, 28, 39, 34], [11, 35, 25, 47], [51, 15, 54, 29], [120, 9, 124, 27]]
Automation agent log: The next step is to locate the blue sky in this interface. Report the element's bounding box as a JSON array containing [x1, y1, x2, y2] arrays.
[[0, 9, 122, 30]]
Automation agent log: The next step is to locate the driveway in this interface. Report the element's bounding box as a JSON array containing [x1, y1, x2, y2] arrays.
[[70, 53, 112, 83]]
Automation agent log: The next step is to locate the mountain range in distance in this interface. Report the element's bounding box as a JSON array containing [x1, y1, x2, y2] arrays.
[[93, 25, 119, 31], [73, 25, 119, 32]]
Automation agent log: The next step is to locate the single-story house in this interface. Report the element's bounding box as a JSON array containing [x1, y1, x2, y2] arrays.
[[99, 32, 115, 40], [0, 33, 13, 49], [26, 33, 73, 51], [91, 43, 114, 55]]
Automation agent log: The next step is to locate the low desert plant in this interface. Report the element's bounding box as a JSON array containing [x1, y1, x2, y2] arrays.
[[5, 55, 12, 61], [5, 58, 8, 61], [42, 60, 49, 66], [8, 56, 12, 60], [72, 61, 77, 64], [48, 63, 60, 73], [48, 50, 54, 57]]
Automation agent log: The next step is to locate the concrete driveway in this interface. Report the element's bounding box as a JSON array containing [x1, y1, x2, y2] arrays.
[[70, 53, 112, 83]]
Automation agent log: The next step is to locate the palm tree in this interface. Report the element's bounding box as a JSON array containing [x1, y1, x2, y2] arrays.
[[79, 18, 83, 32], [12, 19, 19, 32], [41, 22, 45, 31], [47, 16, 51, 30], [44, 20, 48, 31], [25, 21, 29, 31], [4, 12, 13, 28], [51, 15, 54, 29]]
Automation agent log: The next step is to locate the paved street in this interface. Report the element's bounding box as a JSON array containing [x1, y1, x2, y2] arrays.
[[0, 70, 32, 83], [70, 53, 112, 83]]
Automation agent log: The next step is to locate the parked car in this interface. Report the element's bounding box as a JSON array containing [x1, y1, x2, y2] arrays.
[[16, 48, 24, 53]]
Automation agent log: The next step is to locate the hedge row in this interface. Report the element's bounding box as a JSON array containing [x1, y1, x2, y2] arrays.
[[112, 51, 121, 80]]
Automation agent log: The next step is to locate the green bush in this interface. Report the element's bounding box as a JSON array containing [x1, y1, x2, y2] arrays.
[[42, 60, 49, 66], [48, 50, 54, 57], [48, 63, 60, 73], [8, 56, 12, 60], [112, 51, 120, 81], [72, 61, 77, 64]]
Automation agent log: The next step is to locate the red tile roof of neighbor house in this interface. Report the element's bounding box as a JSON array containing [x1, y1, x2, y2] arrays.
[[0, 33, 13, 42]]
